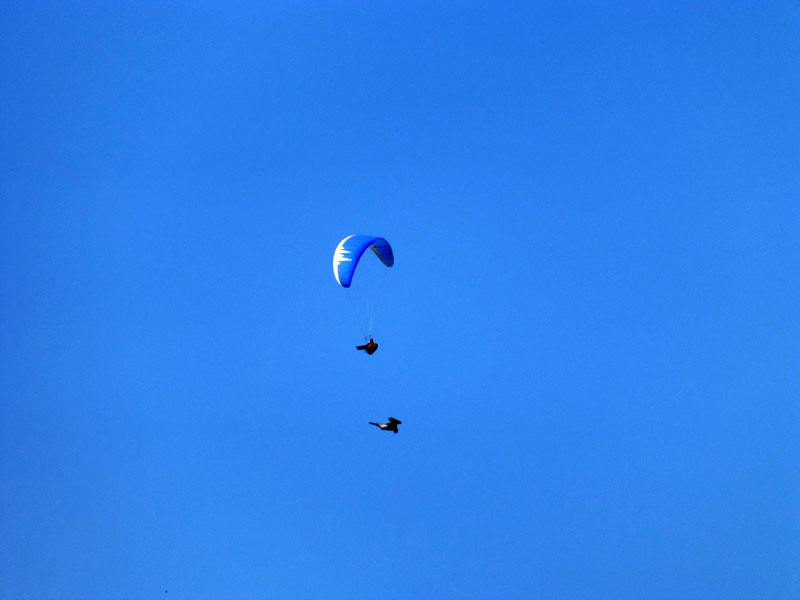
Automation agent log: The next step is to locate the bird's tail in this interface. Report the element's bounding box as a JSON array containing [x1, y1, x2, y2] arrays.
[[368, 422, 379, 427]]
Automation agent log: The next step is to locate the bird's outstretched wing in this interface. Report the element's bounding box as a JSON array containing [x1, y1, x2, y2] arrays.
[[388, 417, 402, 424]]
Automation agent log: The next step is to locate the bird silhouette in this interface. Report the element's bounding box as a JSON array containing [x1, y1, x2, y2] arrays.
[[369, 417, 402, 433]]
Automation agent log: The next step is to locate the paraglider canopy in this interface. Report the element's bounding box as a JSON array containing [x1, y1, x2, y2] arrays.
[[333, 234, 394, 288]]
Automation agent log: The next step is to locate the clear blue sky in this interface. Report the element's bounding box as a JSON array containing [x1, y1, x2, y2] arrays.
[[1, 2, 798, 598]]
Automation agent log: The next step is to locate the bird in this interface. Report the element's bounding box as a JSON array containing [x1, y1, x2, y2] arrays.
[[369, 417, 402, 433]]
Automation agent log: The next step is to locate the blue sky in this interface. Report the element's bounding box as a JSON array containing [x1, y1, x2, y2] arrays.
[[1, 2, 798, 598]]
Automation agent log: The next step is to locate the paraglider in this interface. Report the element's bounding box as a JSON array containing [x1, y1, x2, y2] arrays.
[[333, 234, 393, 353], [356, 337, 378, 355], [369, 417, 402, 433]]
